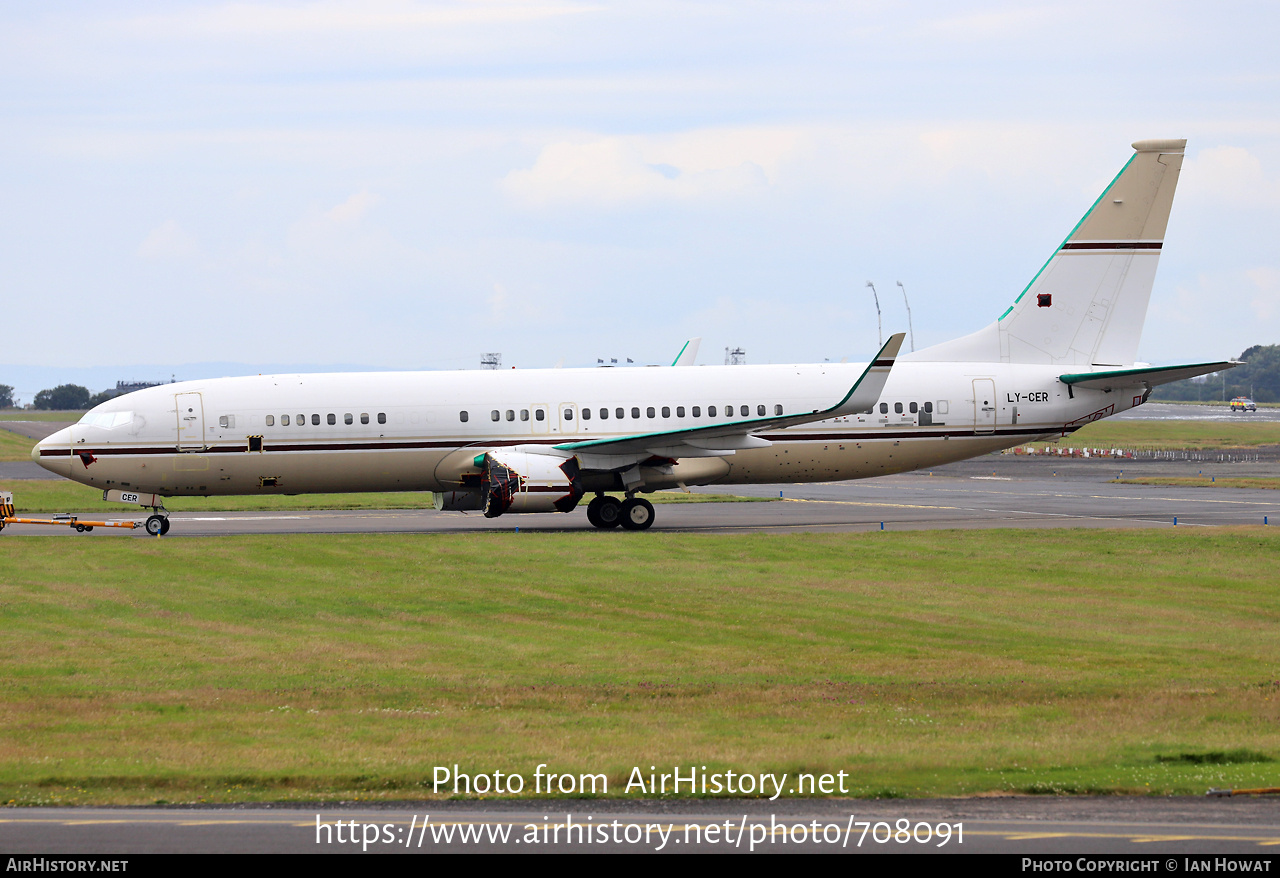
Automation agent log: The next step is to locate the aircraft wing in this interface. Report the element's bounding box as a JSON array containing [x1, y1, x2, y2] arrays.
[[1059, 360, 1239, 392], [553, 333, 904, 464]]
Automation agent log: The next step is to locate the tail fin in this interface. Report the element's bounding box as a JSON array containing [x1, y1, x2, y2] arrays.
[[910, 139, 1186, 366], [671, 337, 701, 366]]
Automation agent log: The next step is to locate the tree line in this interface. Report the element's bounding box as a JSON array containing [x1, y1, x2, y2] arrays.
[[0, 383, 125, 411]]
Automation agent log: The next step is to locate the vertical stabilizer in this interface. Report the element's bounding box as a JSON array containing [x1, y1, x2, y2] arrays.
[[672, 337, 702, 366], [909, 139, 1186, 366]]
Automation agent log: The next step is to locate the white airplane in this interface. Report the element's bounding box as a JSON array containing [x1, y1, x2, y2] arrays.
[[33, 138, 1235, 535]]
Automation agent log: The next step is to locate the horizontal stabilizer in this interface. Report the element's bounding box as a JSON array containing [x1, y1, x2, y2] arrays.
[[1060, 360, 1238, 391]]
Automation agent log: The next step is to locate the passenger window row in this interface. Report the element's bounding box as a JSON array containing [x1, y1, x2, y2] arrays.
[[469, 404, 786, 423], [263, 412, 386, 427], [879, 402, 934, 415]]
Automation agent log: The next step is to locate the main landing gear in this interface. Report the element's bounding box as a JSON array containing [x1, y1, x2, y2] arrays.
[[586, 494, 654, 531]]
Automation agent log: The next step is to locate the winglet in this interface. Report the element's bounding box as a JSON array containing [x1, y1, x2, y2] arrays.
[[828, 332, 904, 416], [672, 337, 701, 367]]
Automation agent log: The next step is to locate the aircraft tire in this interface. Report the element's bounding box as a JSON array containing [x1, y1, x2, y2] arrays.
[[619, 498, 654, 531], [145, 515, 165, 536], [160, 517, 171, 535], [592, 496, 623, 529], [586, 495, 604, 527]]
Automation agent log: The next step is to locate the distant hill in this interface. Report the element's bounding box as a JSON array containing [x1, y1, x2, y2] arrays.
[[1151, 344, 1280, 403]]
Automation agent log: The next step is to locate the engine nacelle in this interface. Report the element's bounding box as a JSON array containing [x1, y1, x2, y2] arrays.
[[433, 490, 485, 511], [478, 451, 583, 518]]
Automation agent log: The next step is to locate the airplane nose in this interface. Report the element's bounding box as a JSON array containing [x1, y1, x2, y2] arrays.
[[33, 426, 73, 476]]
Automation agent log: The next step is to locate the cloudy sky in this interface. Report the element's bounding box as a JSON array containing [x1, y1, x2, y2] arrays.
[[2, 1, 1278, 398]]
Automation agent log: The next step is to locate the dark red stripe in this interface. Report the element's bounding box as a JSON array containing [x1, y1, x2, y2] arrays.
[[1060, 242, 1162, 251], [43, 425, 1076, 459]]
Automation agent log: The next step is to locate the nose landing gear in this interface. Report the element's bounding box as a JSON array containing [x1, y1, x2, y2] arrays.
[[144, 510, 171, 536]]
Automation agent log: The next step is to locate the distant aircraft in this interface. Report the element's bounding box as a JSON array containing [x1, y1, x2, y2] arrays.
[[34, 139, 1235, 534]]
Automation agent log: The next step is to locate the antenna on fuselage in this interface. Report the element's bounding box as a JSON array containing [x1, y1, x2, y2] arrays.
[[865, 281, 882, 347]]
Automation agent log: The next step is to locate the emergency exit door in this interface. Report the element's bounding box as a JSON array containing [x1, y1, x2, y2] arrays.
[[175, 392, 205, 450], [972, 379, 996, 434]]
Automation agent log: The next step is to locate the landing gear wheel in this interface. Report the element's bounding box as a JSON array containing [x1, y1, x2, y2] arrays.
[[145, 515, 165, 536], [159, 518, 170, 535], [592, 496, 623, 529], [619, 497, 655, 531], [587, 495, 622, 529], [586, 496, 604, 527]]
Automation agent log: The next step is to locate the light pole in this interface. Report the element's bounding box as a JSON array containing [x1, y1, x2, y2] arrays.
[[865, 281, 882, 347], [896, 281, 915, 352]]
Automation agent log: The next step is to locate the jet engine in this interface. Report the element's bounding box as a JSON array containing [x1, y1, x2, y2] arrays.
[[434, 451, 583, 518]]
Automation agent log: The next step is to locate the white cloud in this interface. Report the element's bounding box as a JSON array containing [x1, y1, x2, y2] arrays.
[[325, 189, 379, 223], [137, 219, 199, 261], [129, 0, 595, 38], [920, 6, 1063, 41], [1245, 267, 1280, 322], [501, 128, 801, 208], [1182, 145, 1280, 208], [485, 280, 564, 327], [1148, 267, 1279, 360]]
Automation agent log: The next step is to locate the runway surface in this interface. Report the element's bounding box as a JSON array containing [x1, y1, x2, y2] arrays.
[[0, 420, 67, 441], [1113, 402, 1280, 423], [3, 797, 1278, 854]]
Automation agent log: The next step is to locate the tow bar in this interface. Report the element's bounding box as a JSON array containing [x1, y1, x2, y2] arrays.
[[0, 490, 159, 534]]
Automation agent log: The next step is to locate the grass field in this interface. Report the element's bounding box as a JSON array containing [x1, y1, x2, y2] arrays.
[[1113, 477, 1280, 490], [0, 528, 1276, 805], [0, 481, 774, 514], [0, 429, 34, 462], [1046, 419, 1280, 450], [0, 411, 82, 425]]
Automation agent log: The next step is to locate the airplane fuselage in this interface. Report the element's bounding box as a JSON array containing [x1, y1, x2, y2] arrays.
[[34, 360, 1136, 499]]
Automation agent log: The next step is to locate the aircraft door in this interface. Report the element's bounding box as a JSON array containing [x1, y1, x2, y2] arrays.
[[972, 379, 996, 434], [558, 403, 576, 435], [175, 392, 205, 450], [530, 404, 549, 434]]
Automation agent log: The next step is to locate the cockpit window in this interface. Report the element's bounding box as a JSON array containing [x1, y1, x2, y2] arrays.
[[79, 411, 133, 429]]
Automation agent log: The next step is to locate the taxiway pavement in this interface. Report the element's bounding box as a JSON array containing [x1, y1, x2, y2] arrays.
[[3, 797, 1278, 854]]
